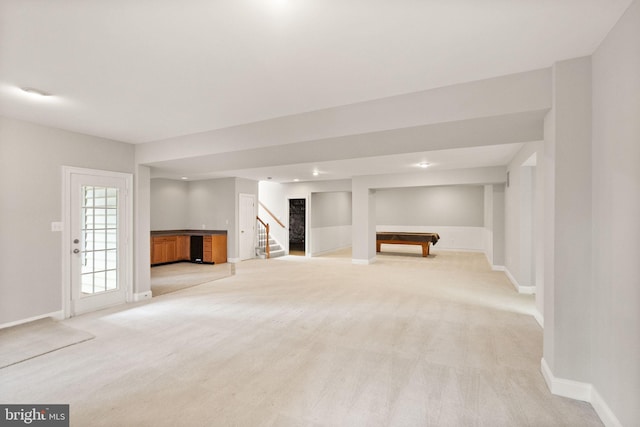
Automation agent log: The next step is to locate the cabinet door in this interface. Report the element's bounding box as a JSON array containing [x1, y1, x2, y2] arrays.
[[165, 237, 177, 262], [152, 237, 167, 264], [177, 235, 190, 260], [211, 235, 227, 264]]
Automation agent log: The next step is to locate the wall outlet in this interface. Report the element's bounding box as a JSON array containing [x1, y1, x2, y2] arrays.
[[51, 221, 63, 232]]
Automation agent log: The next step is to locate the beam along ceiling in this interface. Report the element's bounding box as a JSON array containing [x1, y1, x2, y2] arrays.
[[0, 1, 631, 181]]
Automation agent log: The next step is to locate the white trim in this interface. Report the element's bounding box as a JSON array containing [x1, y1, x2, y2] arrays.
[[533, 310, 544, 328], [228, 257, 242, 263], [591, 387, 624, 427], [541, 358, 623, 427], [504, 268, 521, 292], [62, 166, 134, 318], [133, 291, 153, 302], [541, 358, 592, 402], [352, 257, 376, 265], [310, 245, 352, 257], [503, 267, 536, 294], [492, 265, 506, 271], [0, 311, 64, 330]]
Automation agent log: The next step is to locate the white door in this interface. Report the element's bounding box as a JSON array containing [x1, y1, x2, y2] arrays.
[[68, 171, 131, 315], [239, 193, 256, 260]]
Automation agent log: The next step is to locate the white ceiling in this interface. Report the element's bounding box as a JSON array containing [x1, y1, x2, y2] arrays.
[[0, 0, 631, 181]]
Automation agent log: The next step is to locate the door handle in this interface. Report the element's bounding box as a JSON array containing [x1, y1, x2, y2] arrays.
[[73, 249, 80, 254]]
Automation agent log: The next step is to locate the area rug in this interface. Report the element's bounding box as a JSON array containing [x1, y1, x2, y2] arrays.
[[0, 318, 94, 369]]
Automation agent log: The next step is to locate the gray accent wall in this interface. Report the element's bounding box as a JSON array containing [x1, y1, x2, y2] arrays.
[[0, 116, 135, 325], [311, 192, 352, 228], [375, 185, 484, 227], [150, 178, 189, 230]]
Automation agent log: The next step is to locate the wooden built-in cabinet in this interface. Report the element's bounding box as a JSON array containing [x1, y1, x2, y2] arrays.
[[151, 232, 226, 266], [151, 236, 179, 265], [203, 235, 227, 264]]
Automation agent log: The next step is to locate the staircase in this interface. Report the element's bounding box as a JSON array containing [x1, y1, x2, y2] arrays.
[[256, 228, 285, 259]]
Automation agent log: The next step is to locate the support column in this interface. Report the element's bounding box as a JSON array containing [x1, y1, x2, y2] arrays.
[[543, 56, 593, 390], [352, 178, 376, 264]]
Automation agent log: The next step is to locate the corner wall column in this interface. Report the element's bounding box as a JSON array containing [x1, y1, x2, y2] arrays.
[[352, 178, 376, 264], [543, 56, 593, 386], [134, 165, 151, 300]]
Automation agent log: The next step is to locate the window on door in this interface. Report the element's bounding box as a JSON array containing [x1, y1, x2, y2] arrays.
[[81, 186, 119, 294]]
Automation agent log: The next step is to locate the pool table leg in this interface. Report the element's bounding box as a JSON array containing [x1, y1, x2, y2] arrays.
[[422, 243, 430, 257]]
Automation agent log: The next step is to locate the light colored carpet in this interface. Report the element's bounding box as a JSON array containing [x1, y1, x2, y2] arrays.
[[0, 317, 94, 369], [0, 250, 602, 426], [151, 262, 233, 296]]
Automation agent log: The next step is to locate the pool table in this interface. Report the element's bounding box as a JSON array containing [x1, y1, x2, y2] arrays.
[[376, 232, 440, 257]]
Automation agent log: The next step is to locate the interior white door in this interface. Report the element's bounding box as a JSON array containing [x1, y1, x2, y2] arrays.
[[239, 193, 256, 260], [69, 172, 129, 315]]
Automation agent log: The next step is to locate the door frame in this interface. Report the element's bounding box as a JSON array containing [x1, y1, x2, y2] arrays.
[[238, 193, 256, 261], [61, 166, 134, 318], [287, 194, 309, 256]]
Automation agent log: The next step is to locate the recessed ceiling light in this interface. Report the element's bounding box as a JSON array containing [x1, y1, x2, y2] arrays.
[[312, 170, 319, 176], [21, 87, 52, 97], [293, 179, 300, 182], [181, 176, 188, 180], [418, 162, 430, 168]]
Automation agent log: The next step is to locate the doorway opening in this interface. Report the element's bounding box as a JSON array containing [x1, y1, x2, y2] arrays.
[[289, 198, 306, 256]]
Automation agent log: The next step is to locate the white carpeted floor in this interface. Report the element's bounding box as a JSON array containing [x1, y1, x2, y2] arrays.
[[0, 249, 603, 426], [151, 262, 233, 296]]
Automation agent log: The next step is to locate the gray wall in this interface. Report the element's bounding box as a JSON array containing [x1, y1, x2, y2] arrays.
[[505, 142, 543, 290], [0, 116, 135, 325], [150, 178, 189, 230], [187, 178, 235, 231], [311, 192, 352, 228], [591, 1, 640, 424], [150, 177, 258, 261], [491, 184, 505, 266], [375, 185, 484, 226]]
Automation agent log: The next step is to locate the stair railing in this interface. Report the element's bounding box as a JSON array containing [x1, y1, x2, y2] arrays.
[[256, 216, 270, 259], [259, 201, 285, 229]]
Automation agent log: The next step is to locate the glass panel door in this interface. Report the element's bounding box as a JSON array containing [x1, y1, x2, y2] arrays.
[[70, 172, 129, 315]]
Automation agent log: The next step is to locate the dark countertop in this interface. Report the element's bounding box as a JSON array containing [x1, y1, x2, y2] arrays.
[[151, 229, 227, 236]]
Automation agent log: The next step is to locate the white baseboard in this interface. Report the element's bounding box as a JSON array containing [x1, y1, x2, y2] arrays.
[[310, 245, 351, 257], [352, 257, 376, 265], [591, 387, 623, 427], [503, 268, 536, 295], [533, 310, 544, 328], [492, 265, 506, 271], [540, 358, 622, 427], [541, 358, 592, 401], [504, 268, 521, 293], [227, 257, 241, 263], [0, 310, 65, 330], [133, 291, 153, 302]]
